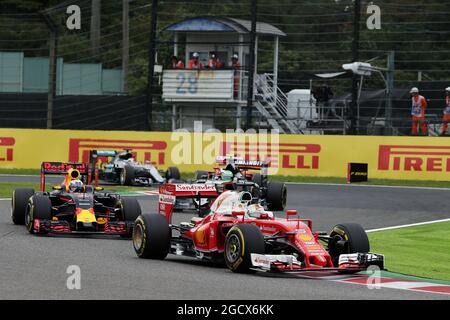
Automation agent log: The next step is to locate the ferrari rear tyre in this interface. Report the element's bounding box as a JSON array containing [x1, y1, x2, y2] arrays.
[[328, 223, 370, 266], [120, 197, 142, 221], [120, 165, 135, 186], [194, 170, 208, 181], [251, 173, 262, 186], [266, 182, 287, 211], [224, 224, 265, 273], [166, 166, 181, 181], [119, 197, 142, 238], [11, 188, 35, 225], [133, 214, 170, 259], [25, 195, 52, 234]]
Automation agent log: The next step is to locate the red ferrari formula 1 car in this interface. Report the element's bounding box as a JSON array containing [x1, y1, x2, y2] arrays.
[[11, 162, 141, 237], [132, 183, 384, 273]]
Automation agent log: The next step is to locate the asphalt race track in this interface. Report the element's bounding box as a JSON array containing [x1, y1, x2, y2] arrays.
[[0, 180, 449, 300]]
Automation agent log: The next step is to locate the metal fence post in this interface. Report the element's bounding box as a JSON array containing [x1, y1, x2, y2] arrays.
[[146, 0, 159, 131], [41, 12, 58, 129]]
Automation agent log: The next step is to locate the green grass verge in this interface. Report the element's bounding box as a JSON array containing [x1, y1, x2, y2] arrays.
[[0, 182, 147, 198], [369, 221, 450, 282], [0, 169, 41, 175], [0, 182, 39, 198]]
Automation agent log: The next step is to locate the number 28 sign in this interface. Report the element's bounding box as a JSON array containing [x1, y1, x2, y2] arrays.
[[176, 73, 198, 94], [162, 70, 234, 101]]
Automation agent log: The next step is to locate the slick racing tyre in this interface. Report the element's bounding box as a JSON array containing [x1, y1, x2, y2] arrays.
[[120, 165, 135, 186], [328, 223, 370, 267], [224, 224, 265, 273], [133, 214, 170, 259], [119, 197, 142, 238], [11, 188, 35, 225], [25, 195, 52, 234], [266, 181, 287, 211], [251, 173, 262, 186], [120, 197, 142, 221], [194, 170, 208, 181], [166, 166, 181, 181]]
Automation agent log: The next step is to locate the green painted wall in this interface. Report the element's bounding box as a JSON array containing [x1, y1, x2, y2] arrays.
[[0, 52, 123, 95]]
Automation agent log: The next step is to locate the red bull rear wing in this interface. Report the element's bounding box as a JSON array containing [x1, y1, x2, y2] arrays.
[[40, 162, 92, 192]]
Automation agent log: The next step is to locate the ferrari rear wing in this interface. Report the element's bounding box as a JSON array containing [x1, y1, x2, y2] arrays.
[[40, 162, 92, 192], [159, 183, 218, 222]]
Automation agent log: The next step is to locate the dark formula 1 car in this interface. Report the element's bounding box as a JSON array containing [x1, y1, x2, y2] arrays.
[[133, 185, 384, 274], [89, 150, 181, 186], [187, 156, 287, 211], [11, 162, 142, 237]]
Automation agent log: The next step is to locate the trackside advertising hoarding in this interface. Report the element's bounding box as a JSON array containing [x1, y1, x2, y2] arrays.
[[0, 128, 449, 181]]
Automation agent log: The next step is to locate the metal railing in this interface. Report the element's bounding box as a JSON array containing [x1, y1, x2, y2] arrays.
[[286, 102, 347, 134], [255, 73, 289, 117], [254, 73, 301, 133]]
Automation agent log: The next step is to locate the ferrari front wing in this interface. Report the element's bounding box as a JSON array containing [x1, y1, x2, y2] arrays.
[[250, 253, 385, 273]]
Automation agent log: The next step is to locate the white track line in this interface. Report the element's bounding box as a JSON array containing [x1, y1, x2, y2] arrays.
[[286, 181, 450, 191], [337, 278, 450, 296], [0, 198, 11, 201], [366, 218, 450, 233]]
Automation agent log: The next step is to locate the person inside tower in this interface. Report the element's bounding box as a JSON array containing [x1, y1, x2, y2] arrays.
[[170, 55, 184, 69], [230, 54, 241, 99], [188, 52, 204, 70], [207, 52, 223, 69]]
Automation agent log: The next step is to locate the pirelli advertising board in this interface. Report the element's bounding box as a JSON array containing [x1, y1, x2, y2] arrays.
[[0, 128, 449, 181]]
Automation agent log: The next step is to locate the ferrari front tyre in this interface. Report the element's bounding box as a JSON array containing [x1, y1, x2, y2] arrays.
[[133, 214, 170, 259], [120, 165, 135, 186], [224, 224, 265, 273], [328, 223, 370, 266], [166, 166, 181, 181], [25, 195, 52, 234], [11, 188, 35, 225], [266, 181, 287, 211]]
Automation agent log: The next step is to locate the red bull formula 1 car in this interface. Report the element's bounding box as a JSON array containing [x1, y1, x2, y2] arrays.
[[132, 183, 384, 274], [11, 162, 141, 237]]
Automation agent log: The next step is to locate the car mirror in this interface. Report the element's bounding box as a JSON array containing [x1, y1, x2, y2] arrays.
[[95, 187, 104, 191], [286, 210, 298, 216], [259, 213, 269, 219], [232, 210, 245, 217], [52, 185, 62, 191]]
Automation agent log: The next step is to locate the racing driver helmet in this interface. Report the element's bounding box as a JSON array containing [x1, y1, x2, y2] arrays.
[[69, 179, 84, 193], [220, 170, 234, 182]]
